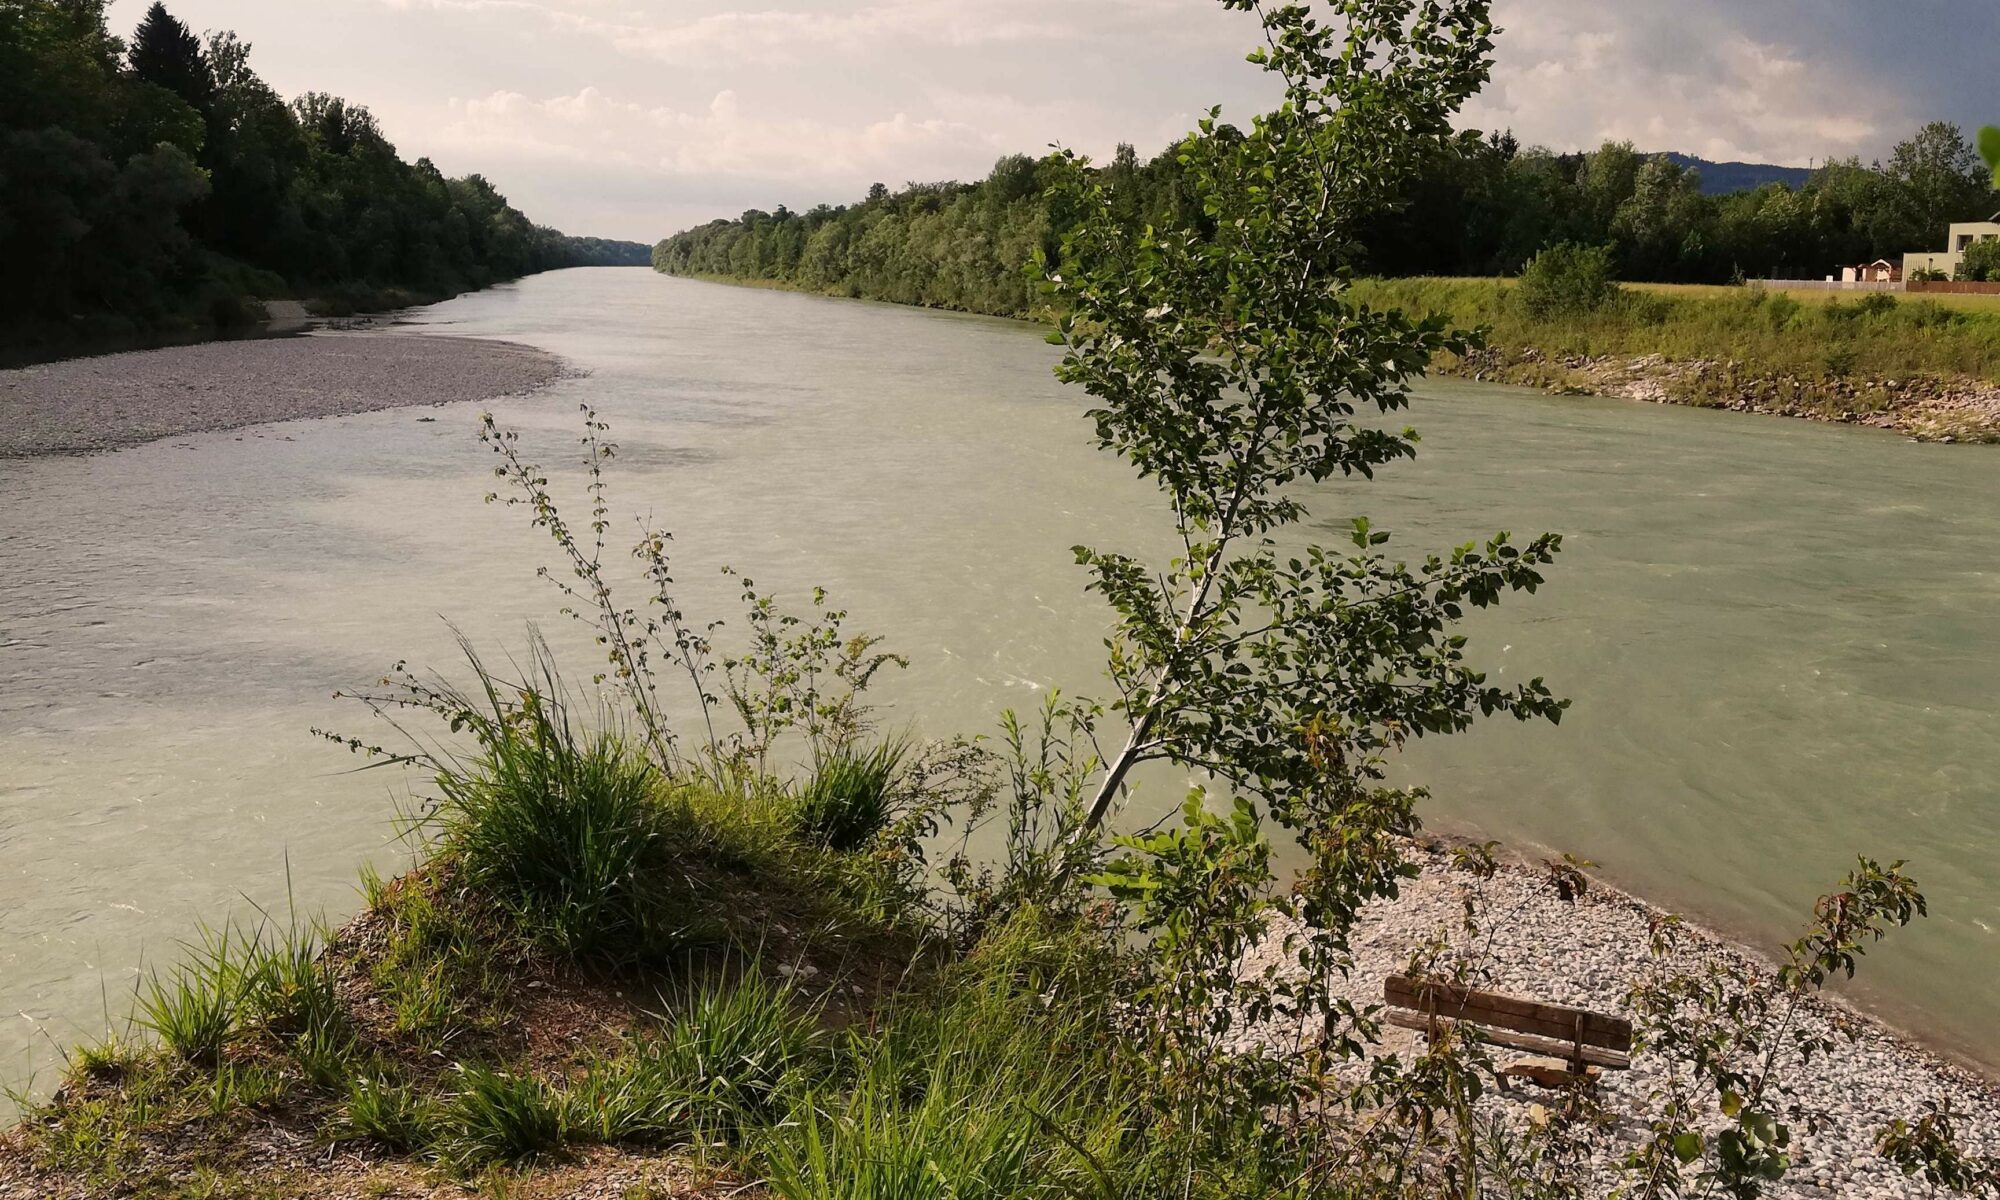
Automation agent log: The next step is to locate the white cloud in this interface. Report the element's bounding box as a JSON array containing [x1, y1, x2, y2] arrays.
[[440, 84, 1004, 186], [1466, 0, 1912, 165]]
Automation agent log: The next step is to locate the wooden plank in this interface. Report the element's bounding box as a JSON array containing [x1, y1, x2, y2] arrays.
[[1384, 974, 1633, 1051], [1385, 976, 1631, 1051], [1384, 1010, 1633, 1070], [1385, 975, 1630, 1041]]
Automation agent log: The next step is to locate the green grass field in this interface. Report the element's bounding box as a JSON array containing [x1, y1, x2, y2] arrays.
[[1351, 276, 2000, 384], [1635, 280, 2000, 314]]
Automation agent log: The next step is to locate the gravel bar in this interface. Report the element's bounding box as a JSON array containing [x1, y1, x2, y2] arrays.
[[1237, 846, 2000, 1199], [0, 331, 565, 457]]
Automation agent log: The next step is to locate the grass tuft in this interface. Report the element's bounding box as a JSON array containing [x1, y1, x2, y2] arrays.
[[426, 643, 703, 966], [137, 926, 256, 1068], [791, 741, 906, 852], [339, 1075, 441, 1152], [443, 1065, 569, 1169], [568, 970, 820, 1146]]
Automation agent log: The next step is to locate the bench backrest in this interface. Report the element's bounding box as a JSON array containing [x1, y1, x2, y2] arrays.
[[1384, 973, 1633, 1053]]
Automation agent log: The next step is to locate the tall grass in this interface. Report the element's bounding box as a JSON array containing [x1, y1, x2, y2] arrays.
[[764, 963, 1136, 1200], [791, 740, 907, 852], [390, 636, 703, 965], [1352, 276, 2000, 383], [135, 927, 255, 1068], [444, 1065, 569, 1168], [568, 971, 821, 1145], [136, 915, 331, 1067]]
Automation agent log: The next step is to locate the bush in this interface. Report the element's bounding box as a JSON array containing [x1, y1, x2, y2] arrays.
[[1514, 242, 1620, 318], [791, 741, 907, 851], [1856, 290, 1900, 317], [1956, 239, 2000, 282]]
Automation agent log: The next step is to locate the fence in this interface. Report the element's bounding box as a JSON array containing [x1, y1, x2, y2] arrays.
[[1906, 280, 2000, 296], [1746, 279, 1903, 293]]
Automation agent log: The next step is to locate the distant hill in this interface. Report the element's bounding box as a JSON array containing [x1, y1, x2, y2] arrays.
[[1658, 153, 1815, 195]]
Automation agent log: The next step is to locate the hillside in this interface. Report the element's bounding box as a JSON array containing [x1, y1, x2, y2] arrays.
[[1659, 152, 1815, 194]]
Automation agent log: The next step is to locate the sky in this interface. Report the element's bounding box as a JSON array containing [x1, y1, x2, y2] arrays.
[[105, 0, 2000, 243]]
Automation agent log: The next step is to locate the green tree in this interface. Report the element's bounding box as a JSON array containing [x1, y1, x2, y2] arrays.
[[127, 2, 211, 116], [1043, 0, 1563, 849], [1959, 239, 2000, 282], [1882, 121, 1991, 246]]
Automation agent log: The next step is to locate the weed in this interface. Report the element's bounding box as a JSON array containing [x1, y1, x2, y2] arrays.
[[339, 1075, 441, 1152], [569, 971, 819, 1147], [443, 1065, 568, 1169], [791, 740, 907, 852], [137, 926, 257, 1068]]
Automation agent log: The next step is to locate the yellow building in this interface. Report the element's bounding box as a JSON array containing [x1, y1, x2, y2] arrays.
[[1904, 215, 2000, 278]]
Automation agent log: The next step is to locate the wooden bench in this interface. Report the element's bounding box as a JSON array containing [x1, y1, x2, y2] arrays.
[[1382, 973, 1633, 1087]]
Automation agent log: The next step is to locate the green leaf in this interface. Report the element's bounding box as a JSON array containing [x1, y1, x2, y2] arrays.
[[1980, 125, 2000, 171], [1673, 1131, 1703, 1163]]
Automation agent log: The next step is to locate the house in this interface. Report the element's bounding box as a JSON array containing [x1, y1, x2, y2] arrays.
[[1903, 213, 2000, 278], [1839, 259, 1901, 283]]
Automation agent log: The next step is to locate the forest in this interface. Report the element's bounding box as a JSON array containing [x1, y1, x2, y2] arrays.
[[652, 122, 2000, 315], [0, 1, 648, 350]]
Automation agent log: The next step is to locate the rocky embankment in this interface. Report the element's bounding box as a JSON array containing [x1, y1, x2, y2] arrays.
[[1240, 845, 2000, 1199], [1452, 347, 2000, 443], [0, 332, 566, 457]]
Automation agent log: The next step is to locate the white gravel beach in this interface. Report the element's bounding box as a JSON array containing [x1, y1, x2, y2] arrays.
[[0, 331, 565, 457], [1238, 846, 2000, 1199]]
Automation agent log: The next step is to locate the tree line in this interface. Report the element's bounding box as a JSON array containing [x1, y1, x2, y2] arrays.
[[1, 1, 649, 349], [653, 121, 2000, 313]]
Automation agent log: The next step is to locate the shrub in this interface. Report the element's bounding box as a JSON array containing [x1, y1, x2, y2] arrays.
[[1956, 239, 2000, 282], [1763, 290, 1804, 331], [1856, 290, 1900, 317], [791, 740, 907, 851], [1514, 242, 1620, 318]]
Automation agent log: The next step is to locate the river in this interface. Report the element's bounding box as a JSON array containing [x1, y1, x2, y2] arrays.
[[3, 267, 1996, 1097]]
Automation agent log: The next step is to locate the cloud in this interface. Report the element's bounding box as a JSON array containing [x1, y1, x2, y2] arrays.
[[1468, 0, 1994, 165], [439, 84, 1005, 186]]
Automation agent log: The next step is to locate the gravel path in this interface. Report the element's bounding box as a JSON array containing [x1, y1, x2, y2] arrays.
[[0, 331, 565, 457], [1238, 846, 2000, 1198]]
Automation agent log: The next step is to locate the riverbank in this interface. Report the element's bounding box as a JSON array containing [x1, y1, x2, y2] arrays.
[[1240, 843, 2000, 1200], [0, 332, 567, 457], [1445, 347, 2000, 443], [6, 830, 1991, 1200], [1349, 277, 2000, 442]]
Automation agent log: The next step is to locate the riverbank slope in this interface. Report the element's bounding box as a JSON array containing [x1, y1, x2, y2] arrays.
[[1348, 277, 2000, 442], [5, 829, 1992, 1200]]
